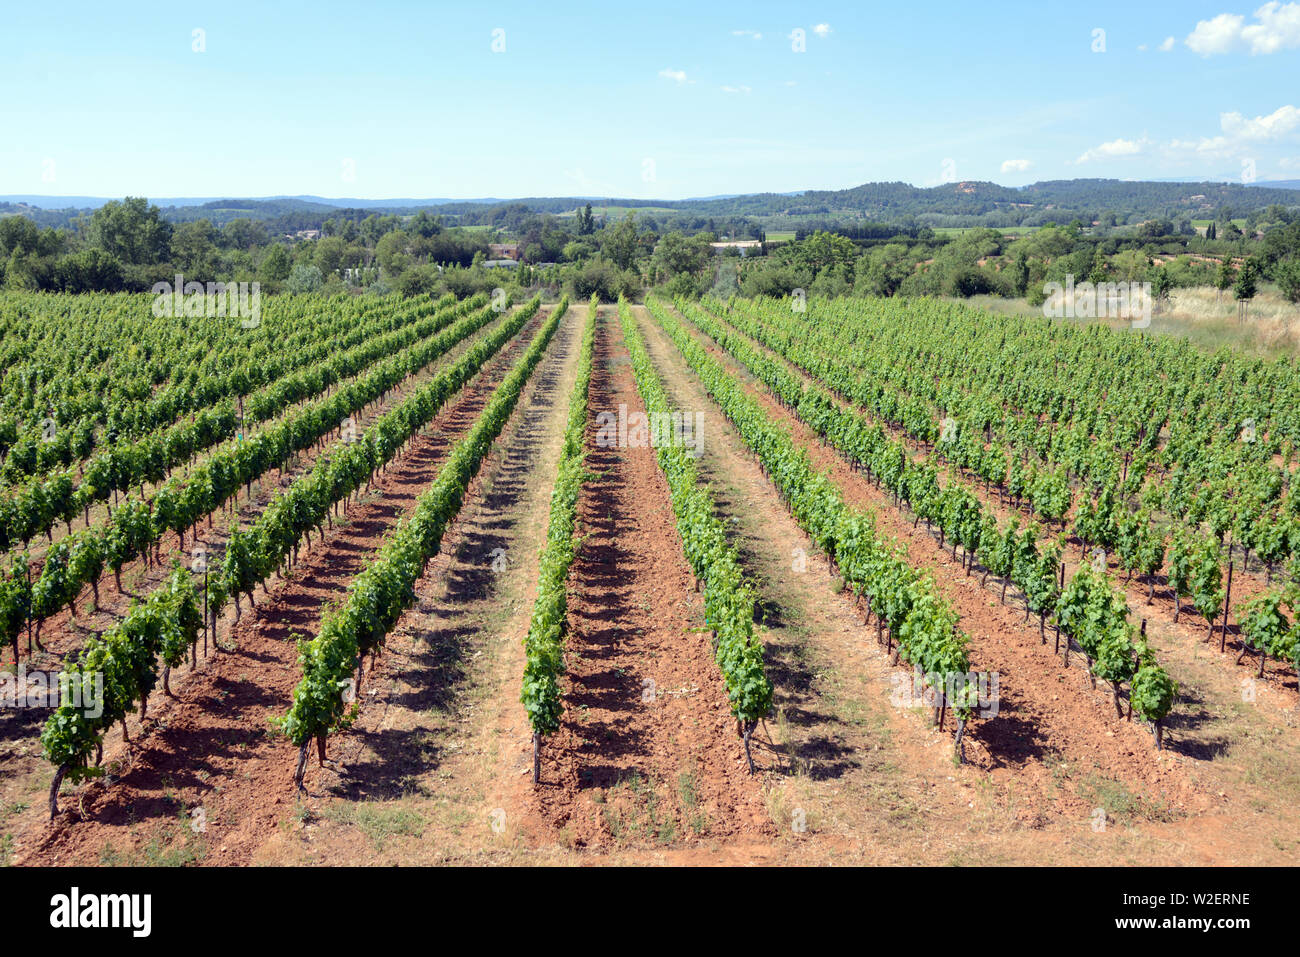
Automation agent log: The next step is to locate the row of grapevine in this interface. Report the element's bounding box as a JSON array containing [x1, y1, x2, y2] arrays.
[[40, 296, 546, 815], [0, 291, 393, 438], [282, 298, 565, 785], [1239, 586, 1300, 679], [211, 296, 544, 629], [670, 296, 1180, 743], [617, 297, 773, 770], [520, 295, 595, 781], [700, 295, 1300, 684], [41, 562, 204, 818], [0, 294, 481, 554], [1056, 565, 1179, 747], [1, 292, 452, 488], [1, 295, 502, 662], [712, 295, 1300, 676], [642, 297, 980, 757]]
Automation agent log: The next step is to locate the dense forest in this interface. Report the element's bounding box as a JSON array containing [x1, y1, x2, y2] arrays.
[[726, 218, 1300, 310], [2, 185, 1299, 309]]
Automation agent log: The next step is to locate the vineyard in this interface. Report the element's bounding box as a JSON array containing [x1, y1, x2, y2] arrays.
[[1, 288, 1298, 867]]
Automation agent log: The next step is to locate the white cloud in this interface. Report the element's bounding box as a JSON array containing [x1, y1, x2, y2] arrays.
[[1075, 137, 1147, 164], [659, 68, 688, 83], [1167, 136, 1232, 156], [1186, 2, 1300, 55], [1167, 104, 1300, 157], [1074, 104, 1300, 174], [1280, 155, 1300, 167], [812, 23, 832, 37], [1221, 103, 1300, 138], [731, 29, 762, 40], [1138, 43, 1149, 51], [1168, 136, 1231, 156], [1001, 158, 1033, 172], [1187, 12, 1244, 54], [721, 85, 753, 94], [1243, 0, 1300, 51], [1159, 35, 1176, 51]]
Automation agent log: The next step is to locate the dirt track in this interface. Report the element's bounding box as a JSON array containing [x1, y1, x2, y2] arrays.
[[526, 308, 773, 848]]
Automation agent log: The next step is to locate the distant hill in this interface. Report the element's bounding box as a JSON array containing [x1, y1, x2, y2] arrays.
[[1245, 180, 1300, 191], [661, 178, 1300, 219], [0, 194, 497, 209], [4, 178, 1298, 231]]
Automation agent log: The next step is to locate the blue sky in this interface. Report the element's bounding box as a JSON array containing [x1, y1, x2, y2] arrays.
[[3, 0, 1299, 200]]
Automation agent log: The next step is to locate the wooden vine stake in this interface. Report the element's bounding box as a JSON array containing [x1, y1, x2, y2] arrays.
[[1219, 560, 1233, 653]]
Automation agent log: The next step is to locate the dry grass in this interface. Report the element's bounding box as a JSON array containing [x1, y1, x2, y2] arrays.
[[1152, 287, 1300, 356], [959, 286, 1300, 358]]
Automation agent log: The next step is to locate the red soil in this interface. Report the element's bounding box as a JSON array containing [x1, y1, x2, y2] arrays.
[[657, 302, 1201, 818], [525, 310, 774, 847], [18, 308, 549, 866], [701, 304, 1300, 700]]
